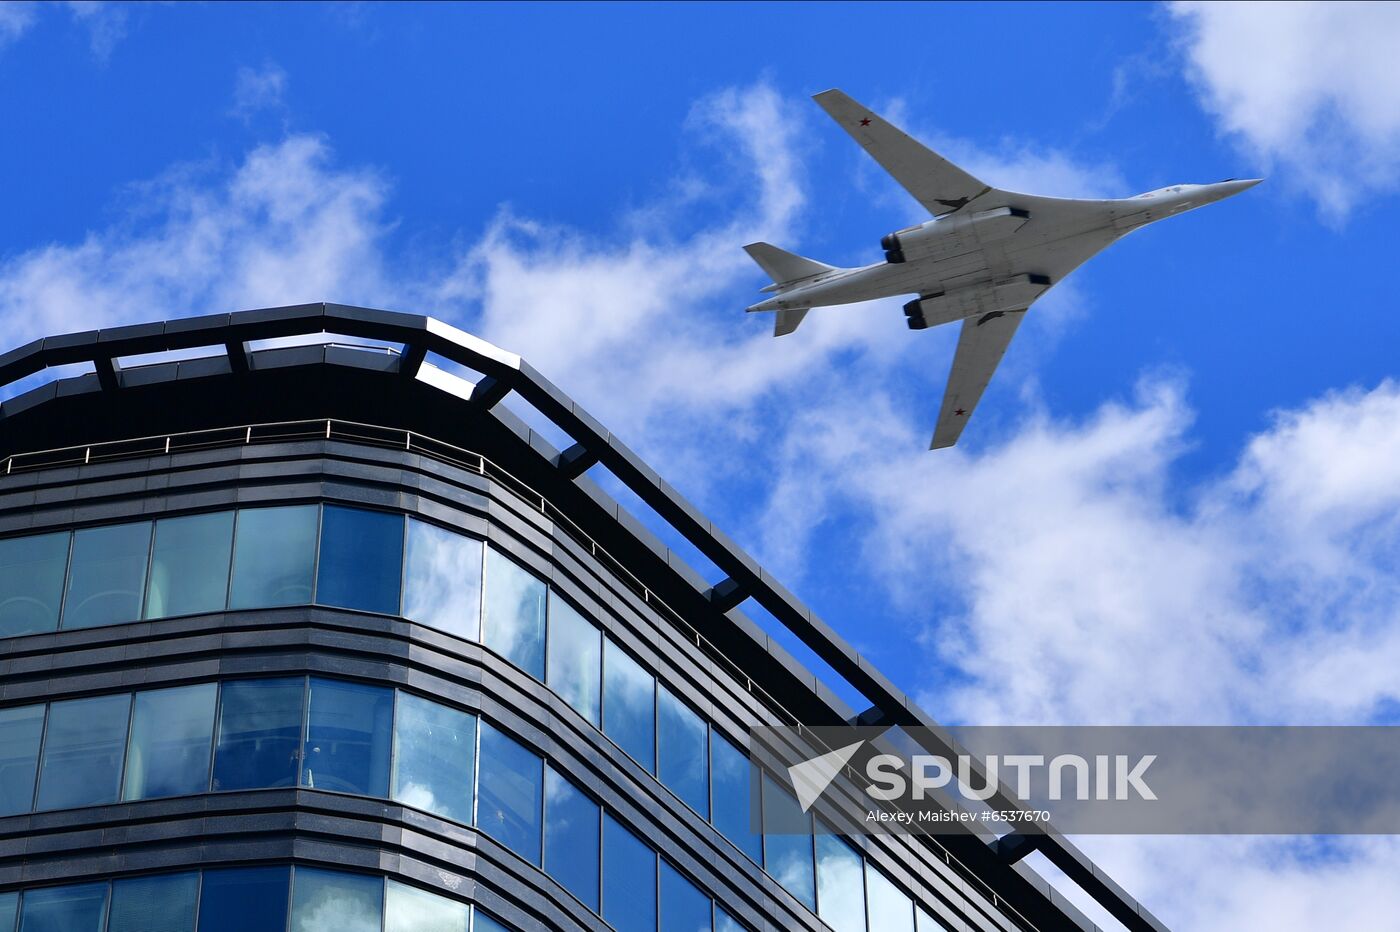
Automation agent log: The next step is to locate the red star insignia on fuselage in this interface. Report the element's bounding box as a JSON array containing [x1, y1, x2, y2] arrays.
[[954, 408, 967, 416], [859, 118, 872, 126]]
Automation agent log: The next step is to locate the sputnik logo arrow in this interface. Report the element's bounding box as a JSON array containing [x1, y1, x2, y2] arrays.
[[788, 740, 865, 812]]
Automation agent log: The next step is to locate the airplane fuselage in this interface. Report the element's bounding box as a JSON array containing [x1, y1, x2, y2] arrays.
[[747, 180, 1259, 319]]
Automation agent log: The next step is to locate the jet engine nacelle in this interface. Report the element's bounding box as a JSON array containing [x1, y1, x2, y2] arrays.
[[882, 206, 1031, 264], [903, 273, 1051, 330]]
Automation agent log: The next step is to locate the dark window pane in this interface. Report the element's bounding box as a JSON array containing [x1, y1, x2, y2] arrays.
[[197, 867, 289, 932], [865, 863, 914, 932], [392, 692, 475, 824], [714, 906, 745, 932], [477, 722, 542, 865], [212, 678, 305, 791], [145, 512, 234, 619], [472, 912, 510, 932], [602, 815, 656, 932], [403, 520, 482, 640], [109, 872, 198, 932], [385, 880, 469, 932], [545, 593, 599, 725], [481, 549, 545, 679], [761, 774, 814, 909], [0, 531, 68, 637], [302, 678, 393, 797], [816, 832, 865, 932], [710, 732, 761, 863], [657, 688, 708, 817], [17, 883, 108, 932], [123, 683, 216, 801], [543, 767, 599, 911], [602, 639, 654, 771], [316, 506, 404, 614], [0, 704, 44, 816], [229, 506, 318, 609], [660, 862, 709, 932], [0, 893, 14, 932], [35, 693, 130, 810], [290, 868, 383, 932], [62, 522, 151, 629]]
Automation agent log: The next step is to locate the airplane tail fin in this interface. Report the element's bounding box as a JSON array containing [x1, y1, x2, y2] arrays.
[[744, 243, 833, 290]]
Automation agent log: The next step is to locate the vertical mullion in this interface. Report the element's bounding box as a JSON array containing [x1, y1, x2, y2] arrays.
[[116, 690, 138, 803], [224, 509, 241, 611], [141, 518, 160, 621], [387, 689, 400, 804], [298, 675, 312, 789], [55, 529, 75, 630], [206, 681, 224, 793], [310, 504, 324, 606], [398, 516, 409, 618], [471, 712, 482, 829], [285, 865, 295, 932], [29, 702, 49, 814], [192, 869, 205, 932]]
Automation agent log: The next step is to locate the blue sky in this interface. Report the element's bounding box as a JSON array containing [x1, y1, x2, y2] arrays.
[[5, 2, 1400, 928]]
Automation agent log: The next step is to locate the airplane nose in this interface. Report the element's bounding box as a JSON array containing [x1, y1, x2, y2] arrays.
[[1213, 178, 1264, 199]]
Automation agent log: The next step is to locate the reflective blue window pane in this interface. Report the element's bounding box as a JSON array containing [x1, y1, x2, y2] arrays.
[[62, 522, 151, 629], [714, 906, 745, 932], [392, 692, 475, 824], [123, 683, 216, 800], [477, 722, 543, 865], [761, 774, 814, 909], [472, 912, 510, 932], [196, 867, 289, 932], [229, 506, 318, 609], [145, 512, 234, 619], [545, 593, 600, 725], [17, 882, 108, 932], [316, 506, 404, 614], [385, 880, 468, 932], [602, 639, 654, 771], [35, 694, 130, 810], [815, 832, 866, 932], [0, 892, 14, 932], [0, 532, 69, 637], [302, 678, 393, 797], [602, 815, 656, 932], [290, 868, 383, 932], [0, 704, 44, 816], [710, 732, 761, 863], [657, 688, 708, 817], [543, 767, 599, 910], [865, 863, 914, 932], [109, 872, 198, 932], [212, 678, 305, 791], [482, 550, 545, 679], [403, 520, 482, 641], [660, 862, 710, 932]]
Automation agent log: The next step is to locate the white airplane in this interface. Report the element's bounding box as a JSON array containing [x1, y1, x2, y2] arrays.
[[745, 89, 1260, 449]]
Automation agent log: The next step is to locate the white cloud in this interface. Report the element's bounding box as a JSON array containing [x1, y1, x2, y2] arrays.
[[0, 135, 391, 346], [63, 0, 128, 60], [0, 2, 36, 49], [1169, 1, 1400, 221], [232, 63, 289, 121]]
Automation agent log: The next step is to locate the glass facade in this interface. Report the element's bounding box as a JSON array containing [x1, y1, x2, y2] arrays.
[[816, 832, 867, 932], [0, 868, 503, 932], [302, 678, 393, 797], [542, 768, 600, 911], [0, 506, 946, 932], [602, 814, 655, 932], [865, 862, 916, 932], [392, 692, 476, 824], [0, 531, 68, 637], [35, 694, 130, 811], [63, 522, 151, 630], [481, 549, 546, 679], [123, 684, 217, 801], [145, 512, 234, 619]]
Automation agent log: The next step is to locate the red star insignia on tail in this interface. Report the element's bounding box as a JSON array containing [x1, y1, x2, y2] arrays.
[[859, 117, 872, 126]]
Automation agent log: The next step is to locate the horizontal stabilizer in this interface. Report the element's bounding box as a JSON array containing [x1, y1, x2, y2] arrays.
[[774, 308, 810, 337], [744, 242, 833, 288]]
